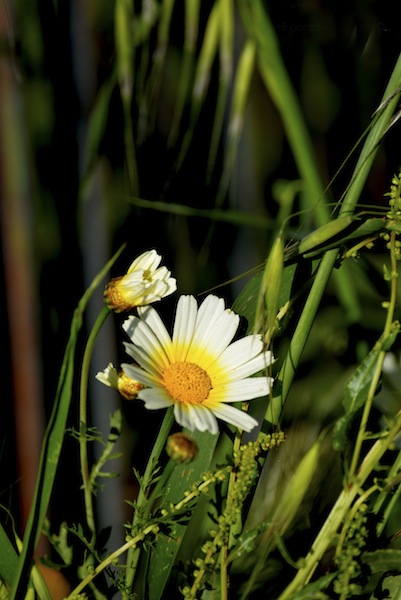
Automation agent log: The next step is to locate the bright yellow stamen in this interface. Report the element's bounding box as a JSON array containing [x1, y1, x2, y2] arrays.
[[163, 362, 212, 404], [117, 372, 144, 400]]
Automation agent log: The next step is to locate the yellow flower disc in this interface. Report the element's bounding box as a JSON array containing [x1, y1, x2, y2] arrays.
[[163, 362, 212, 404]]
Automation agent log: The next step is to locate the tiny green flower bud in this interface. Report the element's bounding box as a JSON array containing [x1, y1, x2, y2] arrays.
[[166, 432, 198, 464]]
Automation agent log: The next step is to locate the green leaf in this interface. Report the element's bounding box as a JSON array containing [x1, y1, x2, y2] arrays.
[[0, 524, 19, 586], [240, 437, 322, 598], [291, 573, 336, 599], [361, 549, 401, 574], [147, 429, 219, 600], [343, 347, 381, 413]]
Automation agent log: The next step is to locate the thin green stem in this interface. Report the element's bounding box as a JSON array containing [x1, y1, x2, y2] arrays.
[[124, 409, 174, 591], [375, 448, 401, 537], [349, 231, 398, 478], [265, 52, 401, 424], [79, 305, 111, 540]]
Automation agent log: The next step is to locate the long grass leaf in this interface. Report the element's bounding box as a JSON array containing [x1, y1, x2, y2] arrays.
[[175, 2, 221, 171], [167, 0, 200, 147], [143, 0, 175, 136], [240, 438, 321, 599], [206, 0, 234, 184], [214, 38, 256, 201], [9, 245, 125, 600], [147, 429, 219, 600], [129, 195, 275, 228]]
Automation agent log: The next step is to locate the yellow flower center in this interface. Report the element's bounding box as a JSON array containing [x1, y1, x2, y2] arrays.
[[163, 361, 212, 405]]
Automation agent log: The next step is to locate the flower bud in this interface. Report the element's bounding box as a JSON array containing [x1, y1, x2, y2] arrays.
[[166, 433, 198, 464], [104, 249, 177, 312], [95, 363, 144, 400]]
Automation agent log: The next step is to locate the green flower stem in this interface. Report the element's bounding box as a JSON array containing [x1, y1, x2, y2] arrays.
[[124, 409, 175, 591], [277, 411, 401, 599], [79, 305, 111, 539], [334, 483, 378, 560], [266, 52, 401, 424], [349, 230, 398, 478], [220, 544, 229, 600]]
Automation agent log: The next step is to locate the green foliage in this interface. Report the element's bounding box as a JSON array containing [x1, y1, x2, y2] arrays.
[[4, 2, 401, 600]]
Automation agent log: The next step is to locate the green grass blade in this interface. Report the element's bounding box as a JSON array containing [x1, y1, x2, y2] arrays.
[[266, 52, 401, 425], [143, 0, 175, 136], [167, 0, 200, 147], [175, 1, 221, 171], [214, 38, 256, 201], [206, 0, 234, 185], [129, 195, 275, 228], [9, 245, 125, 600]]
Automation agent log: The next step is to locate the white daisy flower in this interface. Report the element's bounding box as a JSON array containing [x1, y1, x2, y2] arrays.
[[121, 294, 274, 435], [104, 249, 177, 312]]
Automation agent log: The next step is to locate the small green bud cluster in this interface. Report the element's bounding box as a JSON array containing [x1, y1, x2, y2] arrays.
[[385, 171, 401, 219], [333, 502, 369, 597], [182, 432, 285, 598], [382, 171, 401, 261]]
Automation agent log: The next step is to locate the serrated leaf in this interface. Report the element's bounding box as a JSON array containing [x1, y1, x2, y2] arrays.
[[343, 347, 381, 413]]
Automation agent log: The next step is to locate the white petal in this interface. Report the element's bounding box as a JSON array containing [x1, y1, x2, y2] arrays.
[[171, 296, 198, 361], [122, 363, 160, 387], [128, 249, 161, 273], [123, 316, 169, 372], [95, 363, 119, 388], [174, 403, 218, 435], [211, 404, 258, 432], [137, 305, 172, 348], [208, 377, 273, 403], [138, 388, 174, 409], [214, 351, 275, 384], [188, 306, 240, 367]]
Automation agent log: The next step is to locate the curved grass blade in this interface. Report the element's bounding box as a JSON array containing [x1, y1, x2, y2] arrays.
[[9, 245, 126, 600]]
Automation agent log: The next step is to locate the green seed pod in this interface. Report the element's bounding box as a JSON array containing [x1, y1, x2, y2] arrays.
[[298, 215, 354, 255], [255, 234, 284, 339]]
